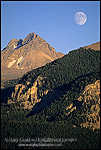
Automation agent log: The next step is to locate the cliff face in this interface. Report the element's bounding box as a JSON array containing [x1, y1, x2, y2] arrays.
[[1, 32, 64, 80], [8, 76, 49, 109], [79, 80, 100, 130], [6, 38, 23, 49], [65, 80, 100, 130]]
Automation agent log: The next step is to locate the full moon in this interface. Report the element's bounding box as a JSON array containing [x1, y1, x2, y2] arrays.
[[74, 12, 87, 25]]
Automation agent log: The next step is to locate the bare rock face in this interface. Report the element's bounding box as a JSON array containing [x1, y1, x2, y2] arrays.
[[8, 76, 49, 109], [1, 32, 64, 80], [6, 38, 23, 49], [78, 80, 100, 130], [22, 32, 37, 45], [65, 80, 100, 130]]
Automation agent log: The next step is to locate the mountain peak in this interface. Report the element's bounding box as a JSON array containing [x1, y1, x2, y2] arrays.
[[7, 38, 18, 48], [1, 32, 64, 80], [7, 38, 23, 49], [22, 32, 38, 45]]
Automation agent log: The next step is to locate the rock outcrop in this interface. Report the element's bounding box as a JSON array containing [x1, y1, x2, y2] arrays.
[[7, 38, 23, 49], [78, 80, 100, 130], [8, 76, 49, 109]]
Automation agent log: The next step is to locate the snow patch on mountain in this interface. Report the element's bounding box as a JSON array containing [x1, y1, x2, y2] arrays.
[[17, 56, 24, 64], [7, 60, 16, 68]]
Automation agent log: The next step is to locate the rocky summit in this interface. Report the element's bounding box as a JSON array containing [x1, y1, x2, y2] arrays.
[[1, 32, 64, 80]]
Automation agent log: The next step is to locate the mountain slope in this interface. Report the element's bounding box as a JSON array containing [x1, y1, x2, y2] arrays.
[[84, 41, 100, 51], [1, 47, 100, 149], [8, 48, 100, 110], [1, 32, 64, 80]]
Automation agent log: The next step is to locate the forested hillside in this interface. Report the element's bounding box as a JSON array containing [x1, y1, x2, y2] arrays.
[[8, 48, 100, 109], [1, 47, 100, 149]]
